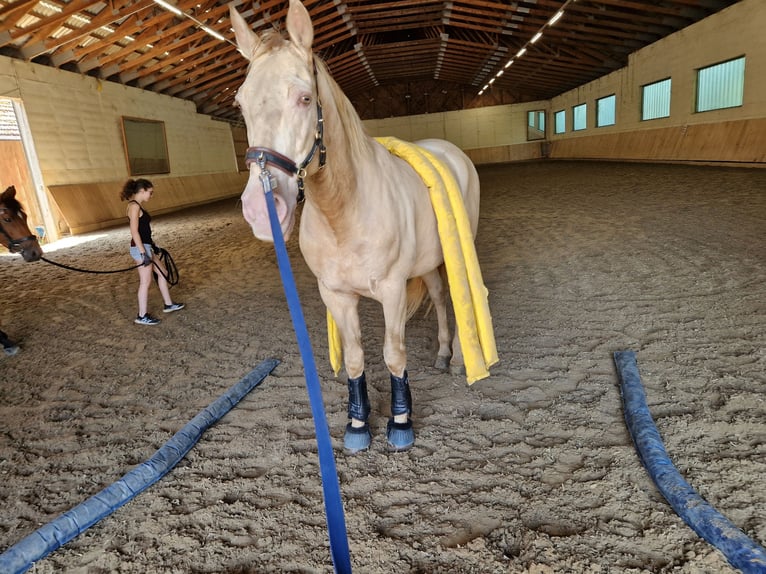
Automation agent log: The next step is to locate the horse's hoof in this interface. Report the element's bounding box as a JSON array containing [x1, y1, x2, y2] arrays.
[[3, 345, 19, 357], [386, 419, 414, 452], [344, 423, 371, 454], [433, 355, 450, 371], [449, 363, 466, 377]]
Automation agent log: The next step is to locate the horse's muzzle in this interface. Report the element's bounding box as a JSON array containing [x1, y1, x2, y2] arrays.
[[16, 241, 43, 262]]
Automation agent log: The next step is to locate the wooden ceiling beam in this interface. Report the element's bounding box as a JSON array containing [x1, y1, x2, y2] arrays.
[[75, 9, 176, 70], [17, 0, 99, 46], [28, 0, 153, 62], [0, 0, 39, 23]]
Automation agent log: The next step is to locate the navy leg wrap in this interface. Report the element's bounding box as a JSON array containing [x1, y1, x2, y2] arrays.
[[347, 372, 371, 421], [390, 371, 412, 417], [0, 329, 12, 348]]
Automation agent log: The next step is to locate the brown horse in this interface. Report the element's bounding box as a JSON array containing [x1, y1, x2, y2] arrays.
[[0, 185, 43, 355], [230, 1, 486, 452]]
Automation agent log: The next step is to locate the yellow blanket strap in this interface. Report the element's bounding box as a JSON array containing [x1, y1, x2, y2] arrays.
[[327, 136, 498, 384], [327, 307, 342, 376]]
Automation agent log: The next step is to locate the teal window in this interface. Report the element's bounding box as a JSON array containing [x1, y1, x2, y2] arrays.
[[572, 103, 587, 131], [696, 56, 745, 112], [642, 78, 671, 120], [527, 110, 546, 140], [596, 95, 616, 127], [554, 109, 566, 134]]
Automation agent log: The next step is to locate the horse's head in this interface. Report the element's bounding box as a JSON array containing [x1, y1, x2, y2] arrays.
[[230, 0, 322, 242], [0, 186, 43, 262]]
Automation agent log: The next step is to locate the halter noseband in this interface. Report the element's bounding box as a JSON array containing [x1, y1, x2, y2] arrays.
[[244, 61, 326, 202], [0, 205, 37, 253]]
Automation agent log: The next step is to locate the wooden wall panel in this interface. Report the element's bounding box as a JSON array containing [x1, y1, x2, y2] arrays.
[[465, 142, 543, 165], [48, 171, 248, 234], [548, 119, 766, 165]]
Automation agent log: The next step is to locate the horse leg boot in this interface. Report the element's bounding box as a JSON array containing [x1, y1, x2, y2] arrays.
[[387, 371, 415, 451], [344, 372, 372, 453], [0, 329, 19, 357]]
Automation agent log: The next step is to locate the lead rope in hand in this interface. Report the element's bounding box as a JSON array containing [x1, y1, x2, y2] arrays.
[[41, 248, 179, 287], [258, 163, 352, 574], [153, 247, 179, 286]]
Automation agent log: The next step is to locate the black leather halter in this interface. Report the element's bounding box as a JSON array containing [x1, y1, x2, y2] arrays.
[[244, 61, 326, 202], [0, 205, 36, 253]]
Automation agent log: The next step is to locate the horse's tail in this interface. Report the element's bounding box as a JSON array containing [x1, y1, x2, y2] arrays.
[[405, 277, 430, 320]]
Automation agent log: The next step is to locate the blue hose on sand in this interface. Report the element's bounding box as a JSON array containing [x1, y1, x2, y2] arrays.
[[614, 350, 766, 574], [0, 358, 279, 574]]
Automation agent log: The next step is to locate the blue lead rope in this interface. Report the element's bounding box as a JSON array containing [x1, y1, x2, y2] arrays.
[[261, 176, 352, 573]]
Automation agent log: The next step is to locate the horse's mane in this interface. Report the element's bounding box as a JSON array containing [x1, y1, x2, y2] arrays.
[[314, 58, 373, 161], [250, 28, 285, 60]]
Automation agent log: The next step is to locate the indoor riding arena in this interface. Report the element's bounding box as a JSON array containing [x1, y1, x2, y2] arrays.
[[1, 1, 764, 573]]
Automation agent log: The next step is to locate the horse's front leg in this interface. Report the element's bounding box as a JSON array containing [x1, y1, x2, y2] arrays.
[[319, 285, 371, 453], [381, 286, 415, 451]]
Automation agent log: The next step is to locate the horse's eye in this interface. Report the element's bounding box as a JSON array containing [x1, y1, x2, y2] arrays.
[[300, 94, 312, 105]]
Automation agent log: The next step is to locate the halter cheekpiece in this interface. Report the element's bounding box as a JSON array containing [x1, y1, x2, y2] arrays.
[[0, 205, 36, 252], [244, 60, 326, 202]]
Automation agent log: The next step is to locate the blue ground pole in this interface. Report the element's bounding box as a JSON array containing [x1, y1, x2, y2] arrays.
[[0, 358, 279, 574], [614, 350, 766, 574]]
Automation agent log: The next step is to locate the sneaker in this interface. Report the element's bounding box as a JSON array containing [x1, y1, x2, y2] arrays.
[[163, 303, 185, 313], [135, 314, 160, 325]]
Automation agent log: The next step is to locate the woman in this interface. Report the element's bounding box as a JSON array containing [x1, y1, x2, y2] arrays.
[[121, 178, 184, 325]]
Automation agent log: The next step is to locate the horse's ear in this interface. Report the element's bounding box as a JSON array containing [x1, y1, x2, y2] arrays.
[[2, 186, 14, 200], [286, 0, 313, 53], [229, 4, 259, 61]]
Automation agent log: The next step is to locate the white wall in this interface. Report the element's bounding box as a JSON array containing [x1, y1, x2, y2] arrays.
[[364, 0, 764, 156], [364, 100, 548, 150], [549, 0, 766, 138], [0, 58, 237, 186], [1, 0, 762, 186]]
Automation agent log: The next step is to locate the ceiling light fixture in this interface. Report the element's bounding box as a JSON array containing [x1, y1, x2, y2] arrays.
[[549, 10, 564, 26], [152, 0, 236, 46], [478, 0, 576, 96], [153, 0, 182, 16]]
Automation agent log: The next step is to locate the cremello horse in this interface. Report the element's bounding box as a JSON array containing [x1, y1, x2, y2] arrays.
[[0, 185, 43, 355], [231, 0, 481, 452]]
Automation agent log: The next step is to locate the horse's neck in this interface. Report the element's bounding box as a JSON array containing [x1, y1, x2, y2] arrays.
[[304, 84, 367, 230]]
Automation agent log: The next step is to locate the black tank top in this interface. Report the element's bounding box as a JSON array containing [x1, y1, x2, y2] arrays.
[[129, 201, 153, 245]]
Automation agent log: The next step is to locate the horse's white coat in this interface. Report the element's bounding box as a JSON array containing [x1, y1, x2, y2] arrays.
[[230, 0, 481, 426]]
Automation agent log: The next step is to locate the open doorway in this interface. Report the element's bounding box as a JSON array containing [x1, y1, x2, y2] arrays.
[[0, 98, 60, 242]]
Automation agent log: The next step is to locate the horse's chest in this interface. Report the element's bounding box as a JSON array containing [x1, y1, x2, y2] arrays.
[[300, 230, 404, 295], [303, 245, 380, 290]]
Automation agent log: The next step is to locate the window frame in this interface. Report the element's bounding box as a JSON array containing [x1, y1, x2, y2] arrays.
[[554, 109, 566, 134], [641, 77, 672, 121], [695, 56, 745, 113], [120, 116, 171, 176], [572, 103, 587, 131], [596, 94, 616, 127]]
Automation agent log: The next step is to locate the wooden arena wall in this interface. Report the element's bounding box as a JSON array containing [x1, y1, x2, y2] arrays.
[[46, 173, 249, 235], [0, 0, 762, 241], [0, 57, 242, 240], [365, 0, 765, 168]]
